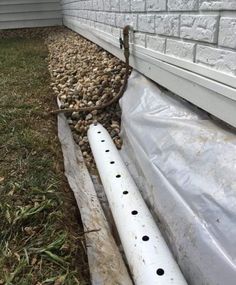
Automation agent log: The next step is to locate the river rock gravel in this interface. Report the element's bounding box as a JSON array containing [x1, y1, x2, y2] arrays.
[[47, 28, 128, 169]]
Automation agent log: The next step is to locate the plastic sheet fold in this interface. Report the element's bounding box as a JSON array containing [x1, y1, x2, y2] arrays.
[[120, 71, 236, 285]]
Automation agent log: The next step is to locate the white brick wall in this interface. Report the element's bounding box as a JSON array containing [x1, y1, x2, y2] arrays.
[[180, 15, 218, 43], [166, 39, 195, 61], [156, 15, 180, 36], [138, 14, 155, 33], [61, 0, 236, 76], [199, 0, 236, 10], [125, 14, 138, 29], [131, 0, 145, 11], [219, 18, 236, 49], [147, 0, 166, 11], [146, 35, 166, 52], [134, 32, 146, 47], [196, 45, 236, 75], [168, 0, 198, 11], [120, 0, 130, 12], [111, 0, 120, 12]]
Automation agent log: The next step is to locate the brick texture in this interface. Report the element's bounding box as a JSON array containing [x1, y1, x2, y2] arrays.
[[146, 35, 166, 52], [156, 15, 179, 36], [131, 0, 145, 11], [199, 0, 236, 10], [138, 14, 155, 33], [134, 32, 146, 46], [147, 0, 166, 11], [120, 0, 130, 11], [166, 39, 195, 61], [196, 45, 236, 75], [111, 0, 120, 11], [168, 0, 198, 11], [61, 0, 236, 76], [219, 18, 236, 49], [180, 15, 218, 43]]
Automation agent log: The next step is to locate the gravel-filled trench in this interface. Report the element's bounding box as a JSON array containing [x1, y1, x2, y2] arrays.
[[47, 28, 129, 170]]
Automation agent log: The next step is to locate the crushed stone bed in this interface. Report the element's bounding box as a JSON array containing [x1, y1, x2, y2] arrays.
[[47, 28, 129, 169]]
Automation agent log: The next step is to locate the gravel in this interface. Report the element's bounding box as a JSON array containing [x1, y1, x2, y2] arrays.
[[46, 28, 128, 169]]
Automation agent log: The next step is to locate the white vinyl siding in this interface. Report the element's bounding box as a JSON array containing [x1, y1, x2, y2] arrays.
[[0, 0, 62, 29]]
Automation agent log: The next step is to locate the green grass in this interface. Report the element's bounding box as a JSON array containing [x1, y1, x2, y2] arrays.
[[0, 34, 89, 285]]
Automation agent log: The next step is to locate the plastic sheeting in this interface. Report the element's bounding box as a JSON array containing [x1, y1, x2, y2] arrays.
[[120, 71, 236, 285], [57, 112, 133, 285]]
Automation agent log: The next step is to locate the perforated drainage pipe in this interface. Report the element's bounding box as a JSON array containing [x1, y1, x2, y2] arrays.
[[88, 123, 187, 285]]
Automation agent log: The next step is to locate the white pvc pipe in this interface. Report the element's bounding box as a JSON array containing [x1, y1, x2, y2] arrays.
[[88, 123, 188, 285]]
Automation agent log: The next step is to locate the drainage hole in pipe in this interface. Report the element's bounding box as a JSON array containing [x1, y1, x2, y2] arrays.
[[123, 191, 129, 195], [116, 174, 121, 178], [110, 161, 115, 164], [131, 210, 138, 215], [105, 150, 110, 152], [142, 235, 149, 241], [156, 268, 165, 276], [101, 140, 105, 142]]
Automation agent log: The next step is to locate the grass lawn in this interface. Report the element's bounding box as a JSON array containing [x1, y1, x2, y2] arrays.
[[0, 32, 89, 285]]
